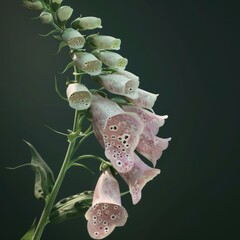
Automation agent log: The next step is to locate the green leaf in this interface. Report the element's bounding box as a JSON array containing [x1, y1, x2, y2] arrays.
[[39, 29, 58, 37], [49, 191, 93, 224], [44, 124, 67, 136], [56, 41, 67, 54], [54, 76, 68, 101], [111, 96, 130, 105], [20, 219, 36, 240], [71, 163, 95, 175], [24, 140, 55, 200], [60, 61, 74, 74]]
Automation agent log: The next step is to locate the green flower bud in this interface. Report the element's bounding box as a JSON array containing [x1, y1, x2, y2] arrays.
[[52, 0, 63, 4], [62, 28, 85, 49], [22, 0, 43, 10], [66, 83, 92, 110], [87, 35, 121, 50], [93, 50, 128, 70], [40, 12, 53, 24], [71, 16, 102, 30], [73, 52, 102, 76], [57, 6, 73, 22]]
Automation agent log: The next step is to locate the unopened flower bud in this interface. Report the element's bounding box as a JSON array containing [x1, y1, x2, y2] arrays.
[[57, 6, 73, 22], [71, 17, 102, 30], [93, 50, 128, 70], [62, 28, 85, 49], [22, 0, 43, 10], [66, 83, 92, 110], [87, 35, 121, 50], [73, 52, 102, 76], [40, 12, 53, 24]]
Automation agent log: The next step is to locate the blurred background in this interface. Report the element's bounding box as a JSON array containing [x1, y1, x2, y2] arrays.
[[0, 0, 239, 239]]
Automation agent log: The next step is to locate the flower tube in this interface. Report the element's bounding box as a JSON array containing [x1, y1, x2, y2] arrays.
[[57, 6, 73, 22], [73, 52, 102, 76], [66, 83, 92, 110], [87, 35, 121, 50], [123, 106, 171, 166], [72, 16, 102, 30], [93, 51, 128, 70], [91, 94, 144, 173], [120, 154, 160, 204], [85, 168, 128, 239], [97, 73, 139, 99], [62, 28, 85, 49]]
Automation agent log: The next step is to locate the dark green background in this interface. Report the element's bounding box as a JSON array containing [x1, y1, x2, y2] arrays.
[[0, 0, 239, 239]]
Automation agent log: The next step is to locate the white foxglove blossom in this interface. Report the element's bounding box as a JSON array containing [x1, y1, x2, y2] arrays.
[[92, 51, 128, 70], [62, 28, 85, 49], [22, 0, 43, 10], [66, 83, 92, 110], [123, 106, 171, 167], [73, 52, 102, 76], [120, 153, 160, 204], [87, 35, 121, 50], [72, 17, 102, 30], [91, 94, 144, 173], [52, 0, 63, 4], [97, 73, 139, 99], [40, 12, 53, 24], [85, 168, 128, 239], [127, 88, 159, 110], [57, 6, 73, 22], [114, 70, 139, 81]]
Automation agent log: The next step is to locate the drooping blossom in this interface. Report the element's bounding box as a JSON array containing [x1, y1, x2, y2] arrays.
[[96, 73, 139, 99], [85, 168, 128, 239], [123, 105, 171, 167], [127, 88, 159, 110], [120, 153, 160, 204], [66, 83, 92, 110], [87, 35, 121, 50], [91, 94, 144, 173], [62, 28, 85, 49], [57, 6, 73, 22], [71, 16, 102, 30]]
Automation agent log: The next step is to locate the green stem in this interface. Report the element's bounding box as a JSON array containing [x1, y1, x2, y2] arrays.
[[33, 110, 79, 240]]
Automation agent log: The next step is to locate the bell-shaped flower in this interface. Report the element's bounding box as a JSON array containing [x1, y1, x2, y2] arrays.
[[62, 28, 85, 49], [97, 73, 139, 99], [66, 83, 92, 110], [73, 52, 102, 76], [128, 88, 159, 110], [93, 50, 128, 70], [72, 16, 102, 30], [114, 69, 139, 81], [57, 6, 73, 22], [40, 12, 53, 24], [85, 168, 128, 239], [120, 153, 160, 204], [52, 0, 63, 4], [91, 94, 144, 173], [87, 35, 121, 50], [23, 0, 43, 10], [123, 106, 171, 167]]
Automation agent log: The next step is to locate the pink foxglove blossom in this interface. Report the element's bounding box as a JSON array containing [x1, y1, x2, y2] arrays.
[[85, 168, 128, 239], [91, 94, 144, 173], [123, 105, 171, 167], [120, 153, 160, 204]]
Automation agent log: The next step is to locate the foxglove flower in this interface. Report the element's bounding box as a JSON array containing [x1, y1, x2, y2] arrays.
[[62, 28, 85, 49], [127, 88, 159, 110], [40, 12, 53, 24], [85, 168, 128, 239], [97, 73, 139, 99], [57, 6, 73, 22], [91, 94, 144, 173], [120, 153, 160, 204], [73, 52, 102, 76], [72, 17, 102, 30], [93, 50, 128, 70], [22, 0, 43, 10], [123, 105, 171, 167], [87, 35, 121, 50], [66, 83, 92, 110]]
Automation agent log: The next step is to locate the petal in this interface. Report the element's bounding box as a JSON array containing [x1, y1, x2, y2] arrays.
[[120, 154, 161, 205], [103, 113, 144, 173], [137, 136, 171, 167], [127, 88, 159, 110], [85, 203, 128, 239], [97, 74, 139, 99]]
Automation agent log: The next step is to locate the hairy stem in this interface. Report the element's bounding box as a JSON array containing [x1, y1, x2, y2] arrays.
[[33, 110, 79, 240]]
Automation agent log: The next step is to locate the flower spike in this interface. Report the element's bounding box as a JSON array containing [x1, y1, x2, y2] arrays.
[[85, 168, 128, 239]]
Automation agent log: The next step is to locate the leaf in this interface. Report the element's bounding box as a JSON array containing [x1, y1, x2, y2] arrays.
[[71, 163, 95, 175], [39, 29, 58, 37], [111, 96, 130, 105], [49, 191, 93, 224], [54, 76, 68, 101], [56, 41, 67, 54], [24, 140, 55, 200], [44, 124, 68, 136], [20, 219, 36, 240], [60, 61, 74, 74]]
